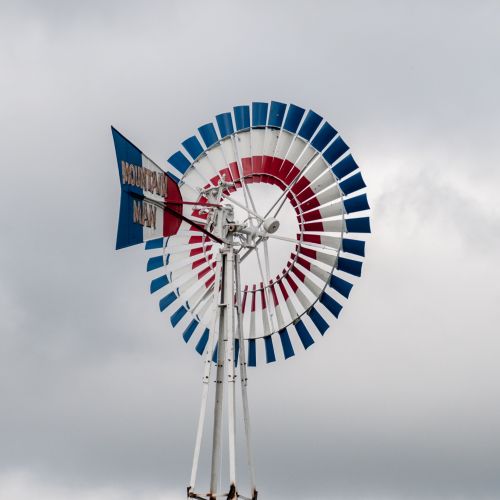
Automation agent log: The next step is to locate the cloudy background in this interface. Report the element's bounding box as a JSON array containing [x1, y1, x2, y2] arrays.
[[1, 1, 500, 498]]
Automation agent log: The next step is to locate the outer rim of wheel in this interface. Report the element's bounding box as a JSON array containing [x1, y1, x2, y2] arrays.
[[145, 101, 371, 364]]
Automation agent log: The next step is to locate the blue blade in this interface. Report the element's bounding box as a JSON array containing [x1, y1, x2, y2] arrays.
[[168, 172, 180, 184], [216, 112, 234, 138], [147, 256, 164, 271], [212, 342, 218, 363], [344, 194, 370, 214], [198, 123, 219, 148], [338, 257, 363, 277], [339, 172, 366, 196], [323, 136, 349, 165], [182, 319, 198, 343], [295, 320, 314, 349], [320, 291, 343, 318], [182, 136, 204, 160], [167, 151, 191, 174], [159, 291, 177, 312], [234, 338, 240, 366], [248, 339, 257, 367], [170, 305, 188, 327], [329, 274, 353, 299], [308, 307, 329, 335], [145, 237, 164, 250], [283, 104, 305, 133], [342, 238, 365, 257], [195, 328, 209, 354], [332, 155, 358, 179], [311, 122, 337, 151], [150, 275, 169, 293], [264, 335, 276, 363], [234, 105, 250, 131], [346, 217, 371, 233], [297, 110, 322, 141], [279, 329, 295, 359], [252, 102, 268, 127], [268, 101, 286, 128]]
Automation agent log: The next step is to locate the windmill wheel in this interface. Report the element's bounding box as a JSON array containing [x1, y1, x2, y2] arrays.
[[145, 101, 371, 365]]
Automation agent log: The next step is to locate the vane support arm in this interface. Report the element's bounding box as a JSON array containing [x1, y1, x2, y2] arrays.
[[162, 204, 225, 245], [126, 191, 225, 244]]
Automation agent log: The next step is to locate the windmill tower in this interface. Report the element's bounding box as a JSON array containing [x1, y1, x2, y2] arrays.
[[112, 101, 371, 499]]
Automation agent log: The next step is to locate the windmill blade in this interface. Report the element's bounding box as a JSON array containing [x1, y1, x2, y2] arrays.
[[247, 338, 257, 367], [264, 335, 276, 364], [276, 275, 300, 323], [260, 102, 284, 178], [289, 262, 324, 298], [250, 102, 268, 178], [292, 252, 331, 283], [283, 271, 314, 312], [278, 328, 295, 359], [293, 319, 315, 350], [182, 318, 200, 343], [307, 307, 329, 336], [268, 281, 288, 331], [300, 233, 342, 250], [258, 283, 271, 337]]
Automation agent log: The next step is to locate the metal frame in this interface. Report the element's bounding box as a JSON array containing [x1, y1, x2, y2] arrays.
[[188, 241, 258, 500], [114, 102, 370, 500]]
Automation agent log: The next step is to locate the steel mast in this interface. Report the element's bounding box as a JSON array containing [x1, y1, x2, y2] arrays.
[[187, 181, 263, 500]]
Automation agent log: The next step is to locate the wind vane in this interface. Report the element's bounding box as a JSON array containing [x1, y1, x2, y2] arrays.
[[111, 101, 371, 499]]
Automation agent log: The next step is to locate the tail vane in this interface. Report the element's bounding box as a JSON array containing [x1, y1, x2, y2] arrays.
[[111, 127, 183, 250]]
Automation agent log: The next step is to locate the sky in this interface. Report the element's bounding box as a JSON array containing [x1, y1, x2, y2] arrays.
[[1, 0, 500, 499]]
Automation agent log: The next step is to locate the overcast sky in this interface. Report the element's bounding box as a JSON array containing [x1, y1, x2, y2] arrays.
[[1, 1, 500, 499]]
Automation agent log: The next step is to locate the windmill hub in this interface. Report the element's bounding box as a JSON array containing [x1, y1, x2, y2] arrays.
[[262, 217, 280, 234]]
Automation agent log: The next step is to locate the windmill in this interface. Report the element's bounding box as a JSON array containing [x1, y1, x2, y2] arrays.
[[111, 101, 370, 499]]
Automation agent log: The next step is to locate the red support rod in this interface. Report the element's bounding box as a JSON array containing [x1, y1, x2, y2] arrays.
[[163, 204, 224, 245], [127, 191, 224, 245], [166, 201, 222, 208]]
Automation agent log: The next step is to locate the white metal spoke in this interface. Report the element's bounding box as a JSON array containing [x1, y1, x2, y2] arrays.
[[263, 239, 272, 285], [239, 237, 263, 264], [253, 245, 276, 332], [262, 239, 278, 332], [266, 233, 340, 252], [265, 233, 300, 246], [243, 179, 258, 215], [191, 284, 215, 316]]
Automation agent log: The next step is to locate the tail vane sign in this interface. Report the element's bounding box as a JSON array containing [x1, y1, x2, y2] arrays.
[[111, 127, 183, 249]]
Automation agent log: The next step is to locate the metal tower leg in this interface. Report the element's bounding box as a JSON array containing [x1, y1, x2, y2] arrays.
[[209, 250, 228, 499], [234, 254, 258, 500], [225, 249, 237, 498], [188, 254, 223, 497], [188, 247, 256, 500]]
